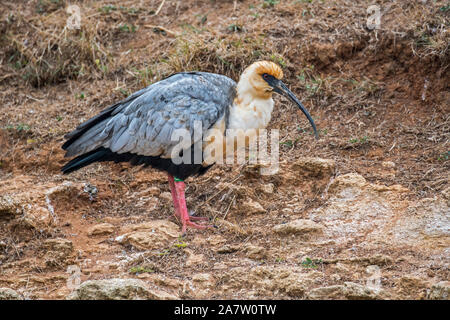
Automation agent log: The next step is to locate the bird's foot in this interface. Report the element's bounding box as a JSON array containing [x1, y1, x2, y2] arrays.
[[188, 216, 210, 221], [189, 210, 210, 221], [169, 175, 214, 235], [181, 218, 212, 236], [172, 210, 212, 236], [171, 207, 212, 234]]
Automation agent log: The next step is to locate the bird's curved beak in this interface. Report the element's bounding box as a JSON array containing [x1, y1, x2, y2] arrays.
[[272, 80, 319, 140]]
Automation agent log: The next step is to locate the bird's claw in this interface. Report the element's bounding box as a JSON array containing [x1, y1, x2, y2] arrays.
[[188, 210, 210, 221], [181, 219, 213, 236], [188, 216, 210, 221]]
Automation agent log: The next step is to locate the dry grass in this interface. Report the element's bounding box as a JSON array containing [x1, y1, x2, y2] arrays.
[[1, 3, 112, 87], [1, 0, 448, 87]]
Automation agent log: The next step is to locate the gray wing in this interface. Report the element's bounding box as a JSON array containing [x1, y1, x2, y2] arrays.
[[63, 72, 236, 159]]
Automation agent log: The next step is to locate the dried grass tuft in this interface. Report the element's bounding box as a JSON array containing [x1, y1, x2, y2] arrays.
[[1, 5, 112, 87]]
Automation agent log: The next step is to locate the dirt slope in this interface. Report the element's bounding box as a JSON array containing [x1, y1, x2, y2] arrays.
[[0, 0, 448, 299]]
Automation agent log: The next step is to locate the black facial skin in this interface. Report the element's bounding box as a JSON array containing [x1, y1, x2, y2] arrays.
[[262, 73, 319, 139]]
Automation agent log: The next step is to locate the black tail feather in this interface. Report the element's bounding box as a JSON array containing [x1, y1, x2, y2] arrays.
[[61, 147, 212, 180], [61, 148, 110, 174]]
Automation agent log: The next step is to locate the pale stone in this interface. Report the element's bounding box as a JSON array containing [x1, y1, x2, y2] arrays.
[[88, 223, 115, 236], [291, 157, 336, 177], [241, 199, 266, 214], [0, 288, 22, 300], [260, 183, 275, 194], [117, 220, 180, 250], [273, 219, 323, 236], [428, 281, 449, 300], [244, 244, 267, 260], [66, 279, 177, 300]]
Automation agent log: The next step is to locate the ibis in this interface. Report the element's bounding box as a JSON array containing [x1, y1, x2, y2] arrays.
[[62, 61, 318, 234]]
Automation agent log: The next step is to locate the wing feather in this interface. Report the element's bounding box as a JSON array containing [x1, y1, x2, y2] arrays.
[[63, 72, 236, 160]]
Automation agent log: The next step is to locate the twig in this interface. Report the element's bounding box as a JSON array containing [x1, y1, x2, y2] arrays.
[[388, 140, 396, 152], [223, 195, 236, 221], [154, 0, 166, 16], [0, 73, 15, 81]]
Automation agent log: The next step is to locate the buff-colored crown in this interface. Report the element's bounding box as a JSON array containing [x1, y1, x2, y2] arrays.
[[252, 61, 283, 79]]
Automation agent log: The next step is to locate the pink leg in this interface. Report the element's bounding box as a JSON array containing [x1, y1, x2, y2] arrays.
[[168, 174, 181, 218], [173, 179, 212, 235], [168, 175, 208, 222]]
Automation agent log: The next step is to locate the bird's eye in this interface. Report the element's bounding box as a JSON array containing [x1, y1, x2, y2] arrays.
[[263, 73, 269, 80]]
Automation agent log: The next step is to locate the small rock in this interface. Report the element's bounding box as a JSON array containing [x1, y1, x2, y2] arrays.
[[192, 273, 213, 283], [273, 219, 323, 236], [192, 273, 215, 290], [241, 199, 266, 214], [215, 244, 240, 254], [212, 262, 228, 270], [345, 255, 393, 266], [83, 184, 98, 201], [117, 220, 180, 250], [0, 195, 22, 220], [308, 285, 343, 300], [308, 282, 384, 300], [278, 272, 324, 298], [381, 161, 396, 169], [367, 255, 393, 266], [142, 186, 160, 196], [330, 274, 341, 281], [328, 173, 367, 194], [159, 192, 172, 202], [186, 251, 205, 267], [370, 184, 409, 193], [0, 288, 22, 300], [66, 278, 177, 300], [148, 274, 184, 290], [343, 282, 385, 300], [283, 280, 306, 298], [244, 244, 267, 260], [260, 183, 275, 194], [334, 262, 350, 273], [428, 281, 449, 300], [88, 223, 115, 236], [291, 157, 335, 177]]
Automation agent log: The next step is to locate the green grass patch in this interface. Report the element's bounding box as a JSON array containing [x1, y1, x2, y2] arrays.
[[301, 257, 322, 269]]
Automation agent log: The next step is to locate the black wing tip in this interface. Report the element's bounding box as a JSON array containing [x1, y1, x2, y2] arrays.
[[61, 162, 77, 174], [61, 166, 75, 175], [61, 147, 109, 174], [61, 141, 71, 151]]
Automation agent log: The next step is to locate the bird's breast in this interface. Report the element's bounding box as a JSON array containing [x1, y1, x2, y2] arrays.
[[200, 98, 275, 166], [228, 98, 274, 131]]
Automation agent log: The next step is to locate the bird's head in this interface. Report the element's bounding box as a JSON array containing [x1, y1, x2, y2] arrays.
[[239, 60, 318, 139]]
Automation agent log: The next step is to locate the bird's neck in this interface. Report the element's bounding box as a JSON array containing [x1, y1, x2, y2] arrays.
[[228, 82, 274, 131]]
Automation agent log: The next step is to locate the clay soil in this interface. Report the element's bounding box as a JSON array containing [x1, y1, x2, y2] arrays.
[[0, 0, 448, 299]]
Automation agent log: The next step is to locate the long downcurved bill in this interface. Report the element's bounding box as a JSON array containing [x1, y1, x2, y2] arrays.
[[274, 81, 319, 139]]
